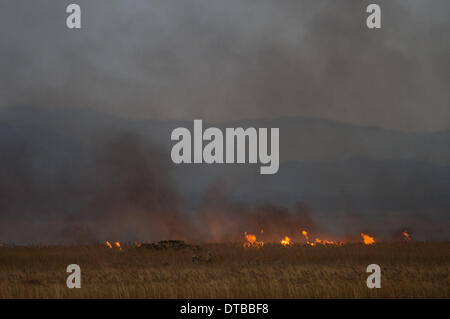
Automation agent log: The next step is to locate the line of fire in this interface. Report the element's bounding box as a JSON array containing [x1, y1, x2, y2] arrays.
[[104, 229, 412, 250]]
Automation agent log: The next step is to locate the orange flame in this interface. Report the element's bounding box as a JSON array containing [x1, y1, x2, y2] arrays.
[[301, 230, 309, 241], [105, 241, 113, 248], [361, 233, 375, 245], [115, 241, 122, 250], [245, 233, 256, 244], [403, 230, 411, 241], [301, 230, 316, 246], [243, 232, 264, 248], [280, 236, 292, 246], [301, 230, 342, 246], [314, 238, 339, 245]]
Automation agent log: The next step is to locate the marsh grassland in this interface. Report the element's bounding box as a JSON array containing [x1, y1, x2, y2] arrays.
[[0, 242, 448, 298]]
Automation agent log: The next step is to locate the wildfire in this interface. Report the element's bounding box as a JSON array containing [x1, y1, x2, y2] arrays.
[[280, 236, 292, 246], [403, 230, 411, 241], [301, 230, 316, 246], [301, 230, 342, 246], [361, 233, 375, 245], [245, 233, 256, 244], [243, 232, 264, 248], [314, 238, 339, 245], [105, 240, 122, 250], [301, 230, 309, 241]]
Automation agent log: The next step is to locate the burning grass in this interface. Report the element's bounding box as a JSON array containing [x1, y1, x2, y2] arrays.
[[0, 242, 448, 298]]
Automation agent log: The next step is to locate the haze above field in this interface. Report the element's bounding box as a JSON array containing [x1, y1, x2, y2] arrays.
[[0, 107, 449, 244]]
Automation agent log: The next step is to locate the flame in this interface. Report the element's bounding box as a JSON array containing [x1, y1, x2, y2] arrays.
[[243, 232, 264, 248], [245, 233, 256, 244], [301, 230, 316, 246], [301, 229, 342, 246], [280, 236, 292, 246], [106, 240, 123, 250], [403, 230, 411, 241], [301, 230, 309, 241], [314, 238, 338, 245], [310, 237, 339, 246], [361, 233, 375, 245]]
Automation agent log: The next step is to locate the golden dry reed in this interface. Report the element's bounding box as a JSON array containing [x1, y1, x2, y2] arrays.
[[0, 242, 448, 298]]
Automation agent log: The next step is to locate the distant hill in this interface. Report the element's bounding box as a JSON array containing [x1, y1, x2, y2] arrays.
[[2, 106, 450, 164]]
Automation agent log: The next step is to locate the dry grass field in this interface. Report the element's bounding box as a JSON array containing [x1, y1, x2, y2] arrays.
[[0, 242, 448, 299]]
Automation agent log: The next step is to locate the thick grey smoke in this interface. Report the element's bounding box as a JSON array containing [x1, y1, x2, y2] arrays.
[[194, 184, 318, 243], [0, 118, 319, 244], [1, 107, 447, 244], [0, 0, 449, 131], [0, 125, 190, 244], [0, 1, 449, 244]]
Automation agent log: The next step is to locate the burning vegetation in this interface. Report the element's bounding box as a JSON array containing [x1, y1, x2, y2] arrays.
[[300, 230, 344, 246], [280, 236, 292, 247], [104, 227, 418, 250], [240, 229, 379, 248], [108, 228, 419, 250], [403, 230, 411, 241], [105, 241, 123, 250], [243, 232, 264, 248], [361, 233, 376, 245]]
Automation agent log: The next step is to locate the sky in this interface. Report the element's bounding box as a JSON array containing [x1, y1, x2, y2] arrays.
[[0, 0, 449, 131]]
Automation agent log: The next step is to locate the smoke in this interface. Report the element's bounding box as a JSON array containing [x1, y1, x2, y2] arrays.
[[1, 1, 449, 243], [0, 108, 449, 244], [195, 184, 317, 242], [82, 132, 187, 240], [0, 124, 319, 244], [0, 124, 191, 244], [1, 105, 449, 244], [1, 1, 450, 131]]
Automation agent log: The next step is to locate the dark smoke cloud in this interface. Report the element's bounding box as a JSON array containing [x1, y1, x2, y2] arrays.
[[0, 106, 449, 244], [77, 132, 189, 243], [0, 1, 449, 131], [0, 124, 319, 244], [0, 1, 449, 243], [0, 123, 447, 244], [0, 127, 191, 244]]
